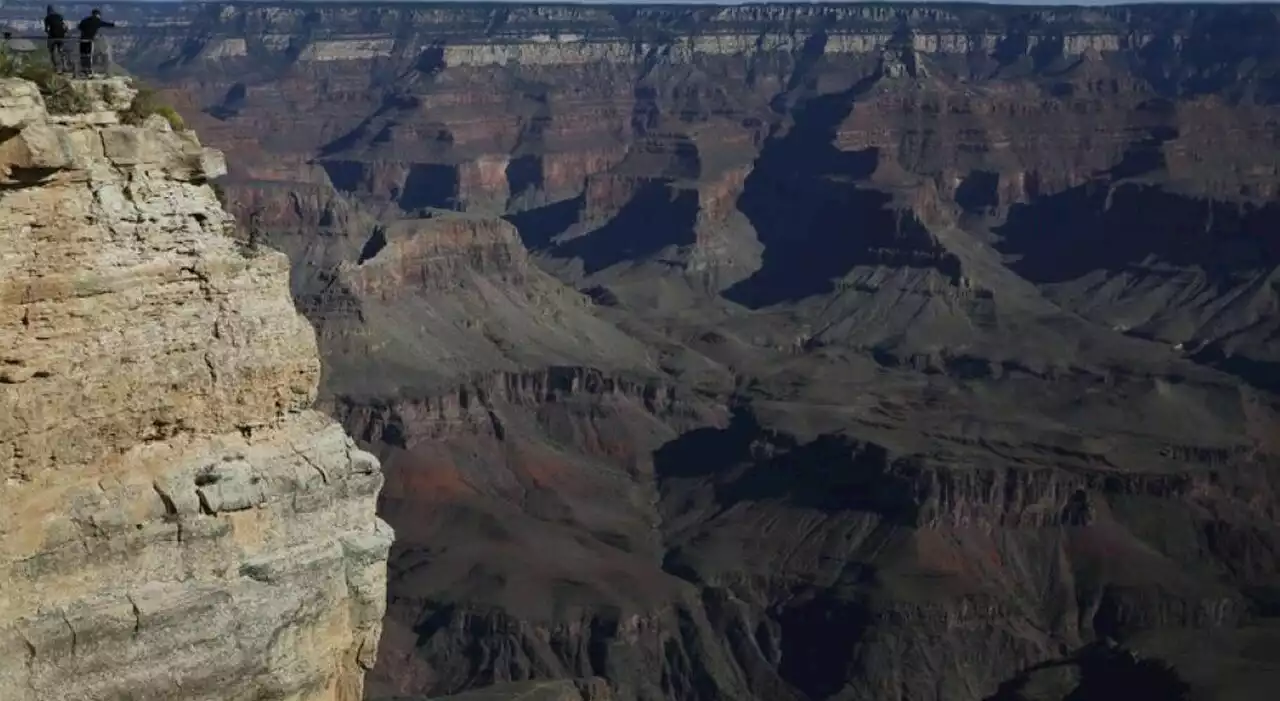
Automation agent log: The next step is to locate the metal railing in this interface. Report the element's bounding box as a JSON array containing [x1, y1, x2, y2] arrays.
[[0, 33, 114, 77]]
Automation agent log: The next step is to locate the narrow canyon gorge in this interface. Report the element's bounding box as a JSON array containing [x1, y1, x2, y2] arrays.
[[1, 2, 1278, 701]]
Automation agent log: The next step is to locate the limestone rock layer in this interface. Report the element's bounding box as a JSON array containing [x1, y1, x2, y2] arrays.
[[0, 77, 391, 701]]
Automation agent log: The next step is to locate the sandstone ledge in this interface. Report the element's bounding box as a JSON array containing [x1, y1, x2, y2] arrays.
[[0, 77, 391, 701]]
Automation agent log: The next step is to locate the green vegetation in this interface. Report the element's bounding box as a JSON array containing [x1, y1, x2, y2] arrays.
[[235, 232, 264, 259], [120, 85, 186, 131], [0, 51, 92, 114], [0, 48, 186, 125], [211, 181, 228, 208], [240, 210, 265, 258], [230, 215, 265, 259], [100, 80, 118, 106]]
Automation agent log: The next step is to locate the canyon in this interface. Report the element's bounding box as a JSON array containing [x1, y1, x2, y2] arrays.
[[2, 2, 1279, 700]]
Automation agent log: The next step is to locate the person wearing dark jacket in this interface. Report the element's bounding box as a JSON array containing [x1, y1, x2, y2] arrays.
[[76, 8, 113, 76], [43, 5, 68, 72]]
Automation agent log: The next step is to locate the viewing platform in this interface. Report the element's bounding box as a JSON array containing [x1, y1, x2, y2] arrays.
[[0, 34, 116, 78]]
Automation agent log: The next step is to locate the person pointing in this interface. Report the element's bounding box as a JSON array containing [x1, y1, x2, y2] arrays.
[[76, 8, 114, 77]]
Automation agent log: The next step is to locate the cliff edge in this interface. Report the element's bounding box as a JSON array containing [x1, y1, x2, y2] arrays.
[[0, 77, 392, 701]]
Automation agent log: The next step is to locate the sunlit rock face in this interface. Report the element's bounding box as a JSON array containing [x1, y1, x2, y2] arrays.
[[0, 77, 392, 701]]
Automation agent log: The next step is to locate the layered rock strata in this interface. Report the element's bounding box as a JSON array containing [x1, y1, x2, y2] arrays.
[[0, 77, 391, 701], [31, 0, 1272, 383]]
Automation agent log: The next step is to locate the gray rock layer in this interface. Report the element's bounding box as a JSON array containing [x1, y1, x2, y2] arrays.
[[0, 77, 392, 701]]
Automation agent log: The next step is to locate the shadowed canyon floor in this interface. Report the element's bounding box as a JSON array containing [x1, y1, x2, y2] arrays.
[[8, 1, 1279, 699]]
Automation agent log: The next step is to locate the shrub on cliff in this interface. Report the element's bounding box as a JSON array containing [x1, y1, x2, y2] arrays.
[[120, 85, 185, 131], [0, 53, 92, 114], [211, 181, 228, 208], [226, 214, 264, 259]]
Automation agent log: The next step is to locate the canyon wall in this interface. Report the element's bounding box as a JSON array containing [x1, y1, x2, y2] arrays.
[[0, 77, 391, 701], [64, 0, 1277, 387]]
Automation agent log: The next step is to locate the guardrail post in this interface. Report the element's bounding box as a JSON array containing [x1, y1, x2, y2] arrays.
[[77, 38, 90, 76], [93, 36, 113, 77]]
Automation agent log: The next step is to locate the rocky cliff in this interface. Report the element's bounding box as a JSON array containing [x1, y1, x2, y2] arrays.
[[0, 77, 391, 701], [7, 3, 1278, 701]]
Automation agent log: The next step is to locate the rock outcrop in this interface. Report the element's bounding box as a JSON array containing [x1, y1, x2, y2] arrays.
[[0, 77, 391, 701], [305, 212, 656, 399]]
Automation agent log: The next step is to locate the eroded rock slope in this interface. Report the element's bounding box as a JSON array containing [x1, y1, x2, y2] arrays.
[[0, 77, 391, 701]]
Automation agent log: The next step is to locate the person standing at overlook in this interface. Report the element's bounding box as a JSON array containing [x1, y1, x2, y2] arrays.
[[76, 8, 114, 77], [43, 5, 69, 73]]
